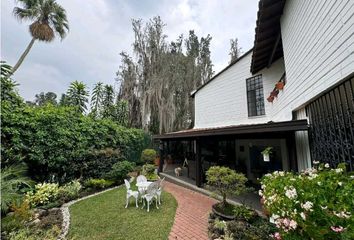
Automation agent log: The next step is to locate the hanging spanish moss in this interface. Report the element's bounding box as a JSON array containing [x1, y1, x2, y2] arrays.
[[117, 16, 214, 134]]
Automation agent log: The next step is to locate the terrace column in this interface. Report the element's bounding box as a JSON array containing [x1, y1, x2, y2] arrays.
[[158, 140, 164, 173], [195, 138, 202, 187]]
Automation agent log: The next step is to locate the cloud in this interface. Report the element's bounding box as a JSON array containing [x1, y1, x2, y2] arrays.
[[1, 0, 258, 101]]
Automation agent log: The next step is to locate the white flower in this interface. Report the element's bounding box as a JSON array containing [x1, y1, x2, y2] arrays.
[[300, 212, 306, 220], [334, 211, 351, 219], [338, 182, 343, 186], [285, 187, 297, 199], [325, 163, 330, 168], [258, 190, 263, 197], [301, 201, 313, 211], [317, 181, 322, 186], [313, 160, 320, 165], [335, 168, 343, 173], [321, 205, 328, 210], [270, 214, 280, 223], [289, 220, 298, 230]]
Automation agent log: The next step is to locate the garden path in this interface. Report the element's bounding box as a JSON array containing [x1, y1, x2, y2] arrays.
[[164, 181, 217, 240]]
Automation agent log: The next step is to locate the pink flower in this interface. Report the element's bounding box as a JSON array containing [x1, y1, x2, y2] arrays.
[[331, 226, 345, 233], [272, 232, 282, 240]]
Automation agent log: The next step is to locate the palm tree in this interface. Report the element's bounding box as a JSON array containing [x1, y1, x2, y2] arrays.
[[90, 82, 104, 118], [66, 81, 89, 113], [8, 0, 69, 77], [1, 165, 32, 213], [101, 85, 115, 119]]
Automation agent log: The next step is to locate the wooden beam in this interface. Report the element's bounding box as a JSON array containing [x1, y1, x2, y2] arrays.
[[158, 140, 164, 173], [268, 33, 281, 67], [195, 138, 202, 187]]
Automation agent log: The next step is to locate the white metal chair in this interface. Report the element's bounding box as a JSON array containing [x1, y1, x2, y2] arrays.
[[142, 182, 159, 212], [124, 179, 139, 208], [136, 175, 148, 202], [156, 177, 165, 205]]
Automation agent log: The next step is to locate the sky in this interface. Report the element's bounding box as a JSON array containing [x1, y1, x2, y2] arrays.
[[1, 0, 258, 101]]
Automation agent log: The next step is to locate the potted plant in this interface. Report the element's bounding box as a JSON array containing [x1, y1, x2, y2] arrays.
[[206, 166, 248, 220], [275, 81, 285, 90], [270, 90, 279, 97], [261, 147, 273, 162], [267, 95, 274, 103]]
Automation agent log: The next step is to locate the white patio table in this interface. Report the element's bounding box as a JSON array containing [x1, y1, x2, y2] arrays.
[[136, 181, 153, 191]]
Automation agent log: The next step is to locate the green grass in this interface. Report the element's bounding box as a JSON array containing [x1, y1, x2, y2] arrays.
[[68, 186, 177, 240]]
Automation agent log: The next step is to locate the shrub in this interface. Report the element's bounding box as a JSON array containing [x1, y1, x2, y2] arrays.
[[141, 149, 157, 164], [7, 225, 60, 240], [58, 180, 82, 202], [25, 183, 59, 208], [206, 166, 248, 207], [233, 205, 257, 222], [1, 104, 150, 183], [259, 163, 354, 240], [141, 164, 158, 181], [84, 179, 114, 190], [1, 164, 32, 213], [105, 161, 135, 183]]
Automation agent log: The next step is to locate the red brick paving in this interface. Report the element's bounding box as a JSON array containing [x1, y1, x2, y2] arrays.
[[164, 181, 217, 240]]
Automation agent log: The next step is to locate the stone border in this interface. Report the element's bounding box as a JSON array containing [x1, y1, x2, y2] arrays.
[[58, 186, 120, 240]]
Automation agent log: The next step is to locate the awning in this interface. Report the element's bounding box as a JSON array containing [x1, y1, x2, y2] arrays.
[[153, 120, 308, 140]]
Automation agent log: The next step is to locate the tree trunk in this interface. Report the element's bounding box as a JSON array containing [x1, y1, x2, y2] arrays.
[[6, 37, 36, 78]]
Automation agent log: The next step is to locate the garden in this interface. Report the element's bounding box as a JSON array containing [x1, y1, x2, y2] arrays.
[[206, 164, 354, 240]]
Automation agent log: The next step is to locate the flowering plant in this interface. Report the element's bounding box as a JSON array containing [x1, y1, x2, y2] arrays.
[[259, 163, 354, 240]]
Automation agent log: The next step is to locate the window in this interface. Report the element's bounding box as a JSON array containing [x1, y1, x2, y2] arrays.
[[246, 75, 265, 117]]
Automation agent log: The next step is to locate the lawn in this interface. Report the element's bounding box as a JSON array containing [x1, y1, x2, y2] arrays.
[[68, 185, 177, 240]]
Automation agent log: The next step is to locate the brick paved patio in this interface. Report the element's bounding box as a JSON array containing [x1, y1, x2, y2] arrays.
[[164, 181, 217, 240]]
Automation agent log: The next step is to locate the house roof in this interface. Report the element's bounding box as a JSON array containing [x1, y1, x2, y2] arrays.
[[251, 0, 286, 74], [190, 49, 253, 98], [153, 120, 308, 140]]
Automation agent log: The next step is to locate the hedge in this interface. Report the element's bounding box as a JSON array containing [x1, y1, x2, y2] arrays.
[[1, 103, 150, 183]]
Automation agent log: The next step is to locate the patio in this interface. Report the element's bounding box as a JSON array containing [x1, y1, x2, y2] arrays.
[[160, 170, 263, 213]]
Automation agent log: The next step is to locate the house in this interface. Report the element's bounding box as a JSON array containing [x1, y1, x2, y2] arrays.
[[154, 0, 354, 187]]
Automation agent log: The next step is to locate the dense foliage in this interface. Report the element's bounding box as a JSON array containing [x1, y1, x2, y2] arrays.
[[260, 163, 354, 240], [1, 165, 32, 213], [141, 149, 157, 164], [105, 161, 135, 183], [1, 103, 150, 183]]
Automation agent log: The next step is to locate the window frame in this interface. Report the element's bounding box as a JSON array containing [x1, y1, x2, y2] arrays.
[[246, 74, 265, 117]]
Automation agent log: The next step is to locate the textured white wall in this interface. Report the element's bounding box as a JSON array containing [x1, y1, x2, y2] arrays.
[[194, 52, 285, 128], [273, 0, 354, 120]]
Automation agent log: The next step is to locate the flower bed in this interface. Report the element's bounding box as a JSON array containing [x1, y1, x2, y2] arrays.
[[259, 163, 354, 239], [208, 205, 276, 240]]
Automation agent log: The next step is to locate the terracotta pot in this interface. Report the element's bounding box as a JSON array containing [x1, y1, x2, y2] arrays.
[[267, 95, 274, 103], [270, 90, 279, 97], [275, 82, 285, 90], [154, 157, 160, 166]]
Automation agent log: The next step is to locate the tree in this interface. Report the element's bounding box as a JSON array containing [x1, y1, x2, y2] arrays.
[[66, 81, 89, 113], [206, 166, 248, 207], [1, 61, 23, 106], [8, 0, 69, 77], [117, 16, 214, 134], [229, 38, 242, 64], [59, 93, 69, 106], [90, 82, 104, 118], [101, 84, 115, 119], [115, 99, 129, 127], [34, 92, 57, 106]]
